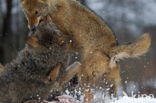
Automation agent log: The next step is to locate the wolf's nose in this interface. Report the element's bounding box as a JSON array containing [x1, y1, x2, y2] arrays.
[[29, 25, 36, 32]]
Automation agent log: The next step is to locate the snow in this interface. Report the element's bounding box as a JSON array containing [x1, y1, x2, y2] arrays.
[[46, 85, 156, 103], [93, 93, 156, 103], [111, 96, 156, 103], [126, 82, 139, 94], [46, 89, 156, 103], [48, 95, 156, 103]]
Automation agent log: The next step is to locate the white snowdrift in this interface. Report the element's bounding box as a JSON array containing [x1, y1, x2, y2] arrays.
[[48, 95, 156, 103], [111, 96, 156, 103]]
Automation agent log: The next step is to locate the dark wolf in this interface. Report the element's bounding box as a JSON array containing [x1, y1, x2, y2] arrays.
[[0, 22, 80, 103]]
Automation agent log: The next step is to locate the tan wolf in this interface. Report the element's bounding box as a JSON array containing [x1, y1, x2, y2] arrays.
[[20, 0, 151, 101]]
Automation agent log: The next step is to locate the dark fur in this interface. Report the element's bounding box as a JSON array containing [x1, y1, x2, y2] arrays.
[[0, 22, 72, 103]]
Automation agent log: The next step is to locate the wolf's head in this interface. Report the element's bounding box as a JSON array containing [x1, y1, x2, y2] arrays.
[[26, 21, 64, 49], [20, 0, 63, 31]]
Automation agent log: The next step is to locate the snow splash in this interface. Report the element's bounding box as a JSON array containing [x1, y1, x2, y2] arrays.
[[47, 89, 156, 103], [111, 96, 156, 103]]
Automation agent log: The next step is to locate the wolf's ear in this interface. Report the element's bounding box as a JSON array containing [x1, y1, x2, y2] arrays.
[[109, 33, 151, 68]]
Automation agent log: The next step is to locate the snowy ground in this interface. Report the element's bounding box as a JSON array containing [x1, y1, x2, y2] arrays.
[[48, 96, 156, 103], [111, 96, 156, 103], [48, 94, 156, 103]]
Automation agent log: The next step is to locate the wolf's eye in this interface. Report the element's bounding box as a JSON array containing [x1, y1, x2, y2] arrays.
[[35, 11, 40, 17]]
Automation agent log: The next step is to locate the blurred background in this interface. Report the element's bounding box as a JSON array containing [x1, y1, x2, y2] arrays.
[[0, 0, 156, 96]]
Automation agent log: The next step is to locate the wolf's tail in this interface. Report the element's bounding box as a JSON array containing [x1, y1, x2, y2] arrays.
[[109, 33, 151, 68]]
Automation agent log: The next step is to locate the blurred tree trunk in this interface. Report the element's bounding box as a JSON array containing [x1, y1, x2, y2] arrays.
[[2, 0, 13, 36]]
